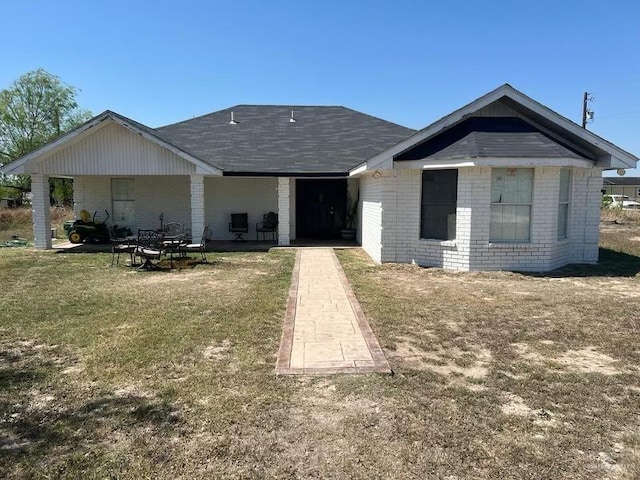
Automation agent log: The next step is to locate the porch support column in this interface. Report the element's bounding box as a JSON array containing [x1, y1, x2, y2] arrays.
[[31, 174, 52, 249], [190, 174, 205, 243], [277, 177, 290, 246]]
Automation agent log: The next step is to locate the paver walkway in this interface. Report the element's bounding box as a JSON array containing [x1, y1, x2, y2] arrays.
[[276, 248, 391, 375]]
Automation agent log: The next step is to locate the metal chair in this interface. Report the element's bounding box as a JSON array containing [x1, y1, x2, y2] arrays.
[[162, 222, 184, 238], [179, 225, 210, 262], [229, 213, 249, 241], [256, 212, 278, 241], [134, 229, 165, 270], [111, 237, 136, 266]]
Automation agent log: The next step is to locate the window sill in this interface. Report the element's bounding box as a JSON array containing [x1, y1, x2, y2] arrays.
[[419, 238, 458, 248]]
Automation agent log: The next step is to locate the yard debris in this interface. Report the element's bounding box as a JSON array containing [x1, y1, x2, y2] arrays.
[[0, 236, 29, 247]]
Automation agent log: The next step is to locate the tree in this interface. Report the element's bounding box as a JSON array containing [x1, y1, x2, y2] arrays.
[[0, 69, 92, 204]]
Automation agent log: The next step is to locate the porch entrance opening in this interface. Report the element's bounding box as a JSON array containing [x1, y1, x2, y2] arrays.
[[296, 179, 347, 239]]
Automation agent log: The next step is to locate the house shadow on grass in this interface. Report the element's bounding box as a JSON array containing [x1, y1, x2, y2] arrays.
[[525, 248, 640, 278]]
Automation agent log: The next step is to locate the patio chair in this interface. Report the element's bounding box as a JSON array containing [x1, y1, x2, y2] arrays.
[[229, 213, 249, 241], [179, 225, 210, 262], [111, 237, 136, 267], [134, 229, 165, 270], [162, 222, 184, 238], [256, 212, 278, 241], [161, 222, 186, 268]]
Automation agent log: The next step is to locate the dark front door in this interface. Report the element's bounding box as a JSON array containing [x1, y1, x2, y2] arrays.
[[296, 179, 347, 239]]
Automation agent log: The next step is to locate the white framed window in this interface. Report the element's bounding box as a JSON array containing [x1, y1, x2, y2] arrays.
[[420, 169, 458, 240], [557, 169, 571, 239], [111, 178, 135, 226], [490, 168, 533, 243]]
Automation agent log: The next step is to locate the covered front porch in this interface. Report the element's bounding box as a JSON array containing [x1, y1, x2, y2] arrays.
[[29, 173, 359, 249]]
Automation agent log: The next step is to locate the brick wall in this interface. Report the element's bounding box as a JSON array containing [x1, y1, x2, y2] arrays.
[[359, 174, 383, 263], [378, 166, 602, 272]]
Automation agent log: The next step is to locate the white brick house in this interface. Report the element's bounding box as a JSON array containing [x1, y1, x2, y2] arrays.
[[2, 84, 637, 271]]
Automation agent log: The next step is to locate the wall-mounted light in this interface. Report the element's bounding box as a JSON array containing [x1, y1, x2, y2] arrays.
[[372, 170, 382, 178]]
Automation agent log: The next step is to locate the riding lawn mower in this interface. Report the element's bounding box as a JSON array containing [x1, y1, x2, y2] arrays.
[[63, 210, 110, 244]]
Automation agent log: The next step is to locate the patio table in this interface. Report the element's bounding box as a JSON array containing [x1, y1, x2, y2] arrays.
[[161, 235, 188, 267]]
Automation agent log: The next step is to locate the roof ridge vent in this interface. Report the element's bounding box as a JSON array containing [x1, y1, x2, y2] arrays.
[[289, 110, 296, 123], [229, 111, 238, 125]]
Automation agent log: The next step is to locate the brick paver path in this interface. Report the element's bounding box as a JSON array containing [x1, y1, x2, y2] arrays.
[[276, 248, 390, 375]]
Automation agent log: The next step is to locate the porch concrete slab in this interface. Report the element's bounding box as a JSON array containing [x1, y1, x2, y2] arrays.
[[276, 248, 391, 375]]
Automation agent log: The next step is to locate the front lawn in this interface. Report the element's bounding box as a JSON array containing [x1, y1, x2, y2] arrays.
[[1, 225, 639, 479]]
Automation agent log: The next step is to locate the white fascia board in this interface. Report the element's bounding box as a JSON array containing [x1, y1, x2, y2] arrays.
[[394, 159, 477, 170], [394, 156, 595, 170], [348, 162, 368, 176]]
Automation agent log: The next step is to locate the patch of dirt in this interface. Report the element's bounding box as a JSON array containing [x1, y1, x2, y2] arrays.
[[500, 393, 534, 416], [555, 348, 622, 376], [500, 393, 559, 427], [203, 339, 231, 360], [390, 337, 492, 380], [513, 343, 625, 376]]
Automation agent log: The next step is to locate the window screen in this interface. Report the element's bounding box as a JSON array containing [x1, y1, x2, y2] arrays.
[[420, 169, 458, 240]]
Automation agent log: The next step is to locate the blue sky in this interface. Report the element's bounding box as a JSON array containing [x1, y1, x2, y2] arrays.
[[1, 0, 639, 174]]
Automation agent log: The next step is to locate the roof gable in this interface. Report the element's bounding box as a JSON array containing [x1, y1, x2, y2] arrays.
[[395, 117, 589, 161], [1, 111, 222, 176], [357, 84, 639, 173]]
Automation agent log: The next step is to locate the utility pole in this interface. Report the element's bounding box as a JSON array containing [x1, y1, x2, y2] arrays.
[[582, 92, 594, 129]]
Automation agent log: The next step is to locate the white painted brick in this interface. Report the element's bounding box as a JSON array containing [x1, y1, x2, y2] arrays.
[[373, 166, 602, 272]]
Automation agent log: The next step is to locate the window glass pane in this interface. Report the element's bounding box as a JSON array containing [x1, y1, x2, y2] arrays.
[[113, 200, 135, 224], [559, 169, 571, 203], [515, 170, 533, 203], [112, 178, 134, 200], [490, 169, 506, 203], [421, 170, 458, 239], [491, 168, 532, 204], [515, 205, 531, 241], [112, 178, 134, 225], [490, 205, 504, 242], [557, 204, 568, 239]]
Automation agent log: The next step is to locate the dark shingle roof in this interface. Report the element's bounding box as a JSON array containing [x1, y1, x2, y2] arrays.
[[395, 117, 590, 161], [602, 176, 640, 185], [155, 105, 415, 175]]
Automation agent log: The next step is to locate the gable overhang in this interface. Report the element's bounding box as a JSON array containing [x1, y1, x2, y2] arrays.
[[350, 84, 638, 176], [393, 157, 596, 171], [0, 111, 223, 176]]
